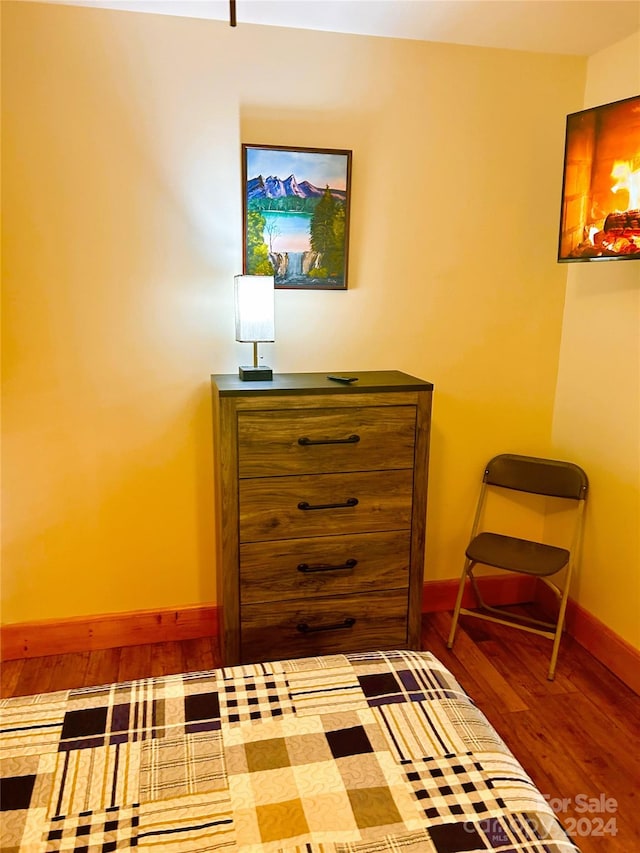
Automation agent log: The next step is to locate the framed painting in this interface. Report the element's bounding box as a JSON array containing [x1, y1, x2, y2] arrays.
[[242, 144, 352, 290]]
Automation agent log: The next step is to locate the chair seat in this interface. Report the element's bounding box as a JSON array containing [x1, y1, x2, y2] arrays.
[[466, 532, 570, 576]]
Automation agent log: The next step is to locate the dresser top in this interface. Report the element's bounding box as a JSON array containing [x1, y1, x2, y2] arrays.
[[211, 370, 433, 397]]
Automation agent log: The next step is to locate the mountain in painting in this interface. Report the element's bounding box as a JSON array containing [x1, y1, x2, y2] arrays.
[[247, 174, 346, 202]]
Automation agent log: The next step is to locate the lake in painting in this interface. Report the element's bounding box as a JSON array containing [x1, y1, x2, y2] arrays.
[[262, 211, 312, 253]]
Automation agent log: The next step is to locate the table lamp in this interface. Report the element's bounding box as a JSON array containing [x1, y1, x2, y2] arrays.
[[234, 274, 275, 380]]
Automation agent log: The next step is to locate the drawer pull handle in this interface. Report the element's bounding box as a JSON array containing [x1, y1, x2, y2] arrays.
[[296, 617, 356, 634], [298, 497, 359, 511], [298, 434, 360, 446], [297, 558, 358, 574]]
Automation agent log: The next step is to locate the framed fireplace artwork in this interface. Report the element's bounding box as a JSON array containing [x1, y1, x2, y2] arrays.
[[557, 94, 640, 261], [242, 144, 352, 289]]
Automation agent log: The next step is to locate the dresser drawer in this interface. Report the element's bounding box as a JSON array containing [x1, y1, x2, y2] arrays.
[[237, 406, 416, 477], [240, 589, 409, 663], [240, 530, 411, 603], [239, 469, 413, 542]]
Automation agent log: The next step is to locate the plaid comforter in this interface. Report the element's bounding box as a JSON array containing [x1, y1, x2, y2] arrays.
[[1, 649, 580, 852]]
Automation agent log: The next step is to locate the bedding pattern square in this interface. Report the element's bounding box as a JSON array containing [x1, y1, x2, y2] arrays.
[[0, 650, 580, 852]]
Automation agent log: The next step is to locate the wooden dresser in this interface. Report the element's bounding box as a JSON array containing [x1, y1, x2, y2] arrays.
[[211, 371, 433, 665]]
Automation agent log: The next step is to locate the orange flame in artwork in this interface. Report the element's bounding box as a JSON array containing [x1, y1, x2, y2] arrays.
[[610, 160, 640, 210]]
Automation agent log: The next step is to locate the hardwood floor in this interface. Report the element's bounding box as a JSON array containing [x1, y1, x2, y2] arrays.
[[2, 609, 638, 852]]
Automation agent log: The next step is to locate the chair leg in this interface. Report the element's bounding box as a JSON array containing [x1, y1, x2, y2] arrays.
[[447, 561, 472, 649], [547, 586, 571, 680]]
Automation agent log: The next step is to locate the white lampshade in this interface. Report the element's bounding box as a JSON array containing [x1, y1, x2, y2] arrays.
[[234, 275, 275, 343]]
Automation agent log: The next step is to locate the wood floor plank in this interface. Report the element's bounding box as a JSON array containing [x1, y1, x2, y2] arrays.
[[545, 690, 640, 801], [12, 655, 57, 697], [210, 636, 221, 667], [524, 700, 635, 853], [479, 633, 579, 698], [84, 647, 122, 688], [181, 637, 217, 673], [46, 651, 90, 693], [149, 641, 184, 677], [565, 650, 640, 737], [118, 643, 152, 683], [0, 658, 24, 698], [428, 610, 530, 712]]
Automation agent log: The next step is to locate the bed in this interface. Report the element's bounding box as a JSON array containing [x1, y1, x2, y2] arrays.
[[1, 649, 580, 852]]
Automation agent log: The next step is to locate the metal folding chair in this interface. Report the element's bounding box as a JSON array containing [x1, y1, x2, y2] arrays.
[[447, 453, 588, 679]]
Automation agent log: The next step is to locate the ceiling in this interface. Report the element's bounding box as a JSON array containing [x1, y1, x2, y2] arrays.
[[34, 0, 640, 56]]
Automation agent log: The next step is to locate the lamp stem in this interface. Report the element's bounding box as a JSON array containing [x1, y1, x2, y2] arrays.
[[252, 341, 258, 368]]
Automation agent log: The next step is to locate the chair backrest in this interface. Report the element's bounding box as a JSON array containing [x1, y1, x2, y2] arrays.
[[484, 454, 588, 500]]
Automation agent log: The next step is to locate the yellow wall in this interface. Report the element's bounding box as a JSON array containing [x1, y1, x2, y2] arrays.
[[2, 2, 590, 625], [552, 32, 640, 648]]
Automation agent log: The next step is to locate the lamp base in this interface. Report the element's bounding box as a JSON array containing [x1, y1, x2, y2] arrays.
[[238, 365, 273, 381]]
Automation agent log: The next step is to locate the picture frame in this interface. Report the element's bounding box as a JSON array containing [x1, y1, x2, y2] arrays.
[[557, 94, 640, 262], [242, 144, 352, 290]]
